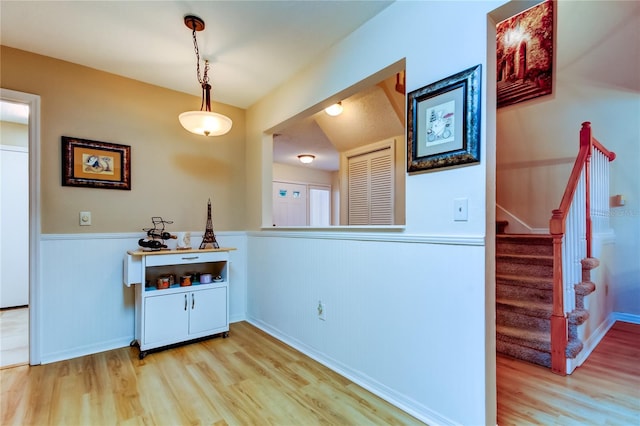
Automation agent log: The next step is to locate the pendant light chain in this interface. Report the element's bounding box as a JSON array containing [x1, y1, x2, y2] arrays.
[[190, 19, 211, 112], [191, 24, 209, 85], [179, 14, 232, 136]]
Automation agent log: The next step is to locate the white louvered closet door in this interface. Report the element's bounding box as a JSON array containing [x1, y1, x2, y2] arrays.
[[347, 147, 393, 225]]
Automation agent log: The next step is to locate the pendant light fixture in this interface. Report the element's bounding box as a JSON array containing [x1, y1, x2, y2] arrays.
[[179, 15, 232, 137]]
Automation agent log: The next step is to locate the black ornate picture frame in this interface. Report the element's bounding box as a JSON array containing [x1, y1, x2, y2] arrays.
[[407, 64, 481, 173], [62, 136, 131, 190]]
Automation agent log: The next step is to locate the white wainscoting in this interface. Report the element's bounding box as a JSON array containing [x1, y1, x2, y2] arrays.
[[246, 231, 487, 426], [39, 232, 247, 364]]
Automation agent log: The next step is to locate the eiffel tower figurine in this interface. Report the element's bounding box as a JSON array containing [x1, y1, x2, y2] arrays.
[[199, 199, 220, 249]]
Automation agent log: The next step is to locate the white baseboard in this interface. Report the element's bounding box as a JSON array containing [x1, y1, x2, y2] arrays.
[[41, 336, 133, 365], [496, 204, 548, 234], [571, 311, 640, 372], [572, 317, 615, 370], [246, 317, 456, 426], [230, 313, 246, 323], [612, 312, 640, 324]]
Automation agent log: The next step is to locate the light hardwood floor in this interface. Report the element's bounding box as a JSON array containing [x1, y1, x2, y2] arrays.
[[2, 320, 638, 425], [0, 307, 29, 369], [0, 321, 425, 425], [497, 321, 640, 425]]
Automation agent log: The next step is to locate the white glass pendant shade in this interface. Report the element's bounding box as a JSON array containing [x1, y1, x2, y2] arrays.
[[297, 154, 315, 164], [325, 102, 343, 116], [179, 111, 232, 137]]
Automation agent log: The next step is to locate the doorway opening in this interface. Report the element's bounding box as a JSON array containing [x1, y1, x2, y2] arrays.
[[0, 89, 41, 366]]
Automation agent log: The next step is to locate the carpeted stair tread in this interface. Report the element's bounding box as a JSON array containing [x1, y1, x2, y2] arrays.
[[496, 325, 550, 352], [566, 338, 583, 359], [496, 254, 554, 278], [496, 297, 552, 317], [496, 273, 553, 289], [496, 233, 552, 242], [496, 237, 553, 256], [496, 253, 554, 265], [496, 340, 551, 367], [568, 308, 589, 325], [575, 281, 596, 296]]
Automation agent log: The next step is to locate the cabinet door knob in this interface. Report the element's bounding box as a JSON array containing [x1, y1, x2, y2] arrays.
[[192, 293, 195, 309], [184, 294, 187, 311]]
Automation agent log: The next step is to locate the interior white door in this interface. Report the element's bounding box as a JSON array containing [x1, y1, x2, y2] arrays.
[[1, 146, 29, 308], [309, 185, 331, 226], [272, 182, 307, 226]]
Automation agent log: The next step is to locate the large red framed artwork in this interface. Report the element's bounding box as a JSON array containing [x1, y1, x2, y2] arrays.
[[497, 0, 554, 108]]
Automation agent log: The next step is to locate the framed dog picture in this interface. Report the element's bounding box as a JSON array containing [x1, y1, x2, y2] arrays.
[[62, 136, 131, 190]]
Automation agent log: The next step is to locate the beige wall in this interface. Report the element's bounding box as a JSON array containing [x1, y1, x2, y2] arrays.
[[0, 121, 28, 148], [272, 162, 333, 185], [1, 46, 246, 234]]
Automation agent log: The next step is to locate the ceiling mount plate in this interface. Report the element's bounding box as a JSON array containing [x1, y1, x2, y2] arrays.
[[184, 15, 205, 32]]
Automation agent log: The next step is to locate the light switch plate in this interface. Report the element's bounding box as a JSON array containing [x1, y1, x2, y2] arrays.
[[454, 198, 468, 221], [80, 211, 91, 226]]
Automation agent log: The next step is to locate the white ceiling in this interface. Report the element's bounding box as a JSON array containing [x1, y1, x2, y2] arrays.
[[0, 0, 392, 109], [1, 0, 403, 171], [274, 80, 405, 171]]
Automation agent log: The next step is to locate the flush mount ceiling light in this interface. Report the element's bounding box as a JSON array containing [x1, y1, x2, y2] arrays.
[[324, 102, 343, 117], [178, 15, 232, 137], [297, 154, 315, 164]]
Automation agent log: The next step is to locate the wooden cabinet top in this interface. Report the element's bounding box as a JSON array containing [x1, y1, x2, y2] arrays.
[[127, 247, 236, 256]]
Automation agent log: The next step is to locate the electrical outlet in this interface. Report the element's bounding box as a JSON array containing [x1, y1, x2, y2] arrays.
[[317, 301, 326, 321], [454, 198, 468, 221]]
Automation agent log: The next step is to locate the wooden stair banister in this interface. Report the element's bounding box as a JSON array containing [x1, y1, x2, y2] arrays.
[[548, 122, 615, 375]]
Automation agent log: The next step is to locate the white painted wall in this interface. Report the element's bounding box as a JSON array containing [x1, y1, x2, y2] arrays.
[[245, 2, 505, 424], [38, 232, 247, 363], [247, 233, 486, 425]]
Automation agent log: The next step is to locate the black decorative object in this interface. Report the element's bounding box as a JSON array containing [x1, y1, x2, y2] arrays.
[[199, 199, 220, 249], [139, 217, 176, 251]]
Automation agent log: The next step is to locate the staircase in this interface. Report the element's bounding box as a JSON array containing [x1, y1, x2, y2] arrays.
[[495, 231, 597, 368]]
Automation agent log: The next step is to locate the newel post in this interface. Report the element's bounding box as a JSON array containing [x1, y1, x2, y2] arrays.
[[549, 209, 567, 375]]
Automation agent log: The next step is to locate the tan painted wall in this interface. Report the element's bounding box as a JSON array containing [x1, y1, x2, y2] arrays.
[[1, 46, 246, 234], [272, 162, 333, 185], [0, 121, 28, 148]]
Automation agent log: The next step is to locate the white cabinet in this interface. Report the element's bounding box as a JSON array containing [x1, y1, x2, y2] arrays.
[[188, 287, 227, 335], [144, 292, 189, 346], [124, 248, 233, 359]]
